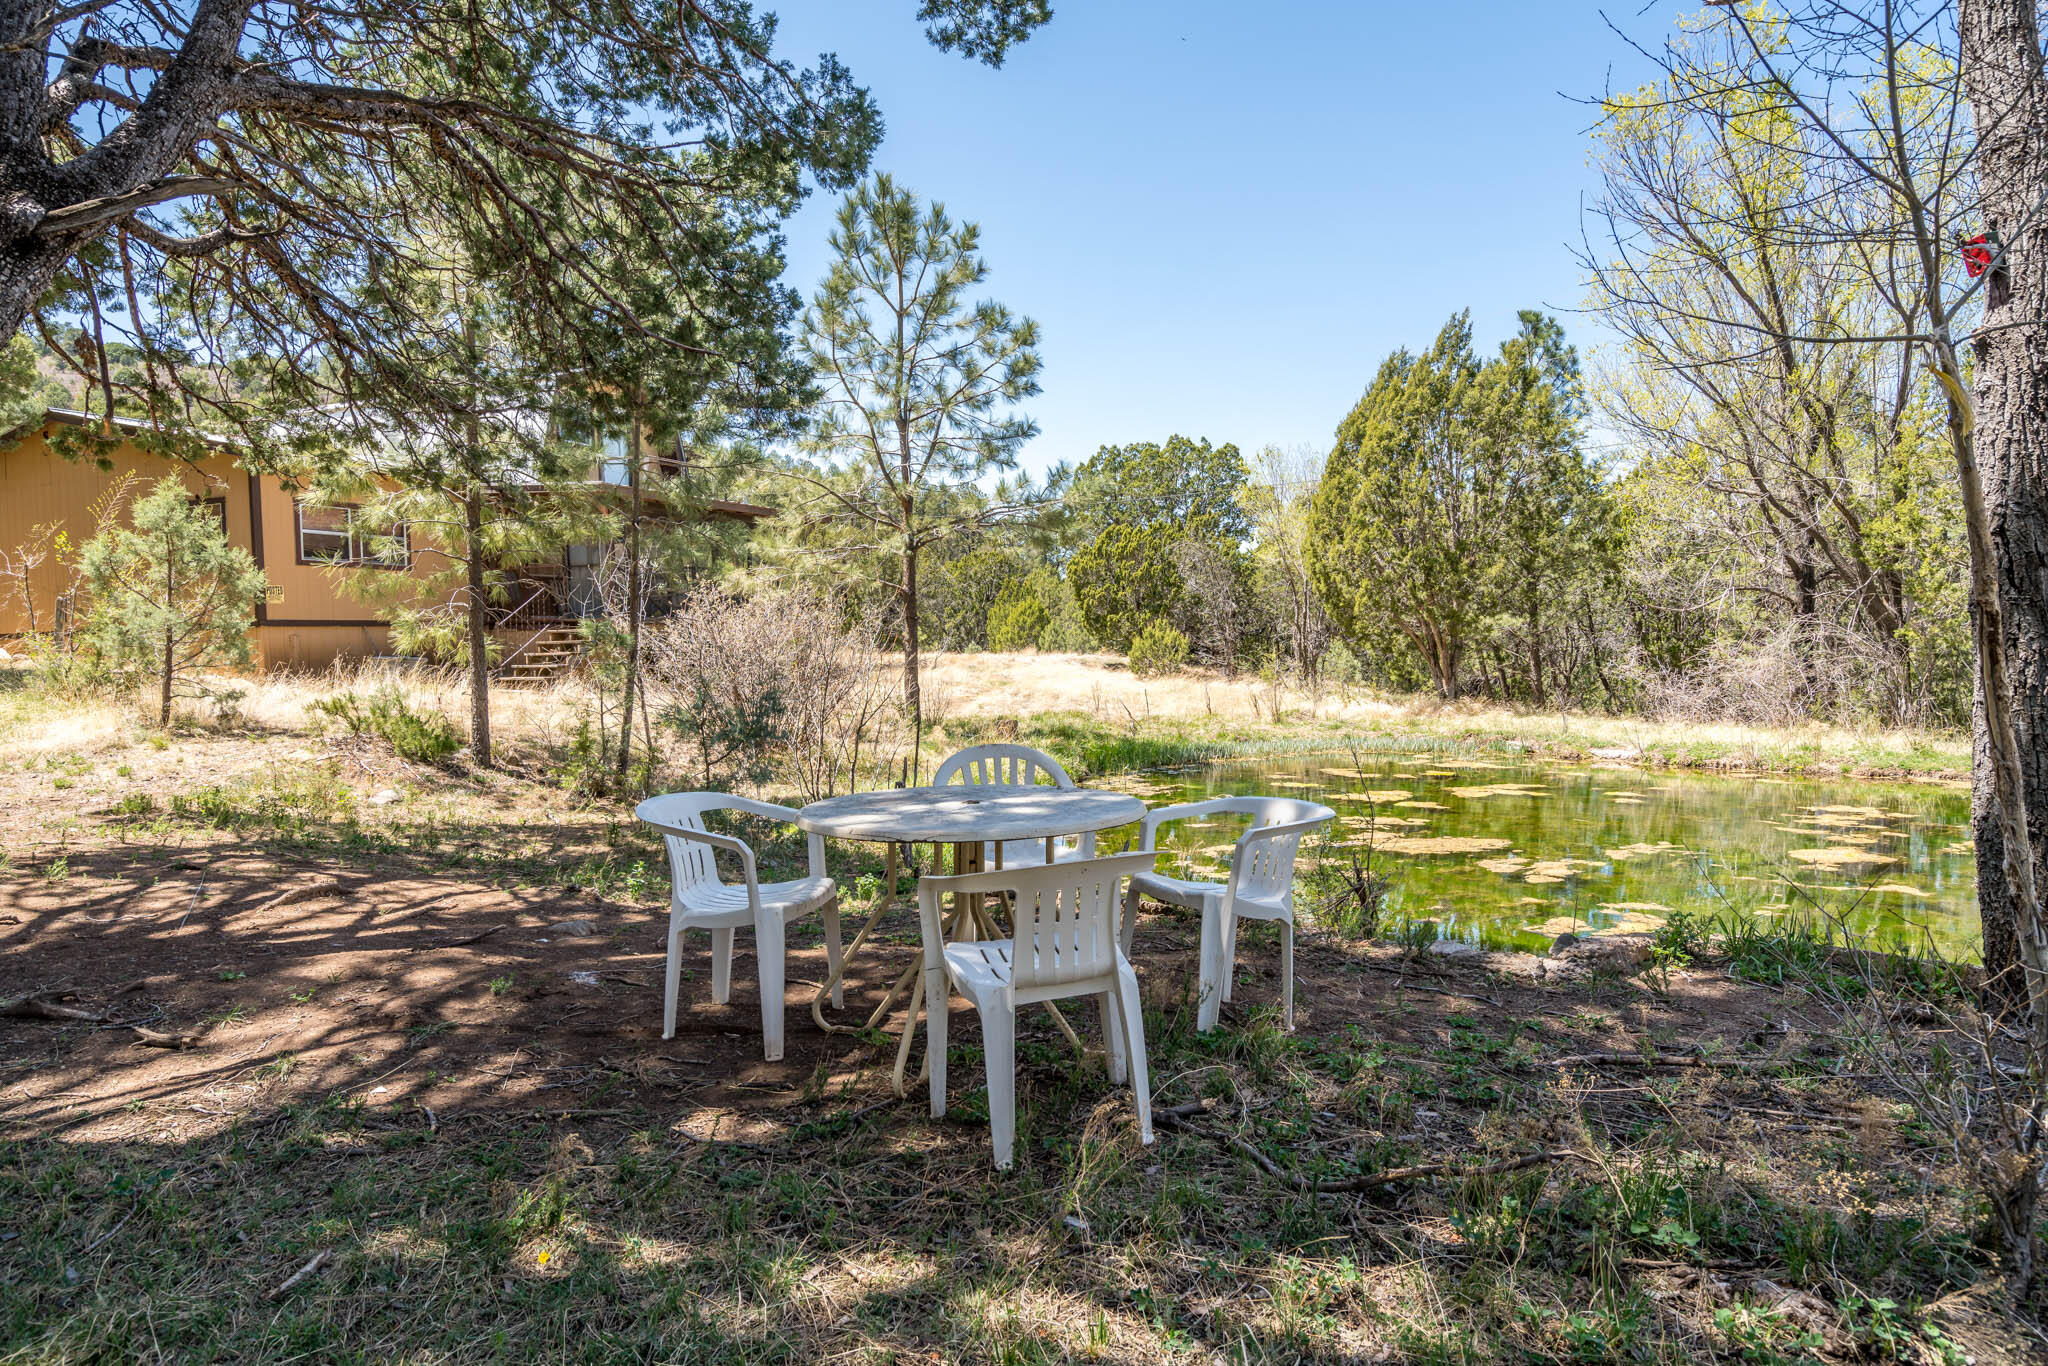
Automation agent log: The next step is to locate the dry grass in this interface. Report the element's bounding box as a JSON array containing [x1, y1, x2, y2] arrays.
[[924, 651, 1969, 778], [0, 658, 588, 765], [0, 648, 1968, 786]]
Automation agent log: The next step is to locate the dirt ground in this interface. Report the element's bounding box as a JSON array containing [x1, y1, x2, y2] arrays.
[[1, 719, 2037, 1362], [0, 806, 1792, 1147]]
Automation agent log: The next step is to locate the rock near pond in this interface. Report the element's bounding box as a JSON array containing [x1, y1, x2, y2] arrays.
[[1533, 932, 1653, 983]]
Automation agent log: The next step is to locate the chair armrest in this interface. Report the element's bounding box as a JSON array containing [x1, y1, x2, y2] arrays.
[[1138, 798, 1235, 849], [716, 795, 803, 824], [705, 796, 827, 880], [638, 817, 761, 902]]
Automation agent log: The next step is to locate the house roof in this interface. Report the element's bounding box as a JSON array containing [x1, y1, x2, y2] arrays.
[[16, 406, 776, 522], [33, 405, 239, 449]]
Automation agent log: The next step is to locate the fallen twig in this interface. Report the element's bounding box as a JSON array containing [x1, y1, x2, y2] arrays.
[[1546, 1051, 1796, 1072], [79, 1204, 137, 1257], [1155, 1104, 1571, 1193], [418, 923, 509, 951], [1396, 981, 1502, 1007], [258, 877, 349, 913], [174, 867, 209, 930], [1227, 1130, 1573, 1193], [131, 1026, 203, 1050], [373, 895, 454, 924], [2, 991, 106, 1023], [264, 1249, 333, 1301]]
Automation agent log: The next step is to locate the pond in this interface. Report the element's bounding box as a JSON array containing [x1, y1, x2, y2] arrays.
[[1097, 750, 1980, 959]]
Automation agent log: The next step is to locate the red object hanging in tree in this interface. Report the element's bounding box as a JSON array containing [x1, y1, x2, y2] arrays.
[[1962, 233, 1994, 278]]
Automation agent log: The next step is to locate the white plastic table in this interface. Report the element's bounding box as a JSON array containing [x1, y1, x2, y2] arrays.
[[795, 784, 1147, 1095]]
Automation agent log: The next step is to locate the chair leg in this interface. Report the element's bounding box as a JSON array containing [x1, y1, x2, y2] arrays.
[[710, 927, 735, 1005], [1196, 894, 1224, 1033], [1221, 907, 1239, 1003], [662, 918, 686, 1040], [1100, 988, 1127, 1086], [1280, 916, 1295, 1031], [983, 1004, 1017, 1170], [822, 897, 844, 1010], [756, 914, 785, 1063], [1114, 962, 1154, 1146], [925, 962, 950, 1118]]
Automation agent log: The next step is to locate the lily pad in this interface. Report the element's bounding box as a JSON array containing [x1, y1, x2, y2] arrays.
[[1376, 835, 1515, 856], [1787, 846, 1900, 869]]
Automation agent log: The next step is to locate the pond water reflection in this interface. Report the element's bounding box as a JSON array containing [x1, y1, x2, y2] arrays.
[[1093, 751, 1979, 958]]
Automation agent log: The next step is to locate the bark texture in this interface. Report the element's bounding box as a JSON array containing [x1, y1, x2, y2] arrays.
[[464, 489, 492, 768], [1959, 0, 2048, 1013]]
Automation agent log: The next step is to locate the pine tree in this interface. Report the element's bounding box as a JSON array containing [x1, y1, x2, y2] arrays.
[[791, 173, 1042, 733], [77, 479, 269, 726]]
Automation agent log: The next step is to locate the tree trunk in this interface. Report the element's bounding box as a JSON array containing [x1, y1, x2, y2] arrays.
[[160, 538, 174, 726], [615, 413, 643, 783], [0, 235, 77, 344], [464, 489, 493, 768], [1791, 542, 1819, 706], [1960, 0, 2048, 1023], [902, 538, 921, 734], [1527, 594, 1546, 706], [160, 623, 173, 727]]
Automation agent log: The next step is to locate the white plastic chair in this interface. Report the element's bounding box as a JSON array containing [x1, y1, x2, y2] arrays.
[[919, 852, 1157, 1170], [932, 743, 1096, 870], [635, 792, 842, 1062], [1123, 797, 1334, 1033]]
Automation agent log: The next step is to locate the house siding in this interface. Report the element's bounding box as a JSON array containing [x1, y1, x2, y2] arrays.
[[0, 424, 432, 671]]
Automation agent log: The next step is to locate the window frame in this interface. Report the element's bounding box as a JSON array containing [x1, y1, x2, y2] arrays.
[[293, 501, 409, 570], [193, 496, 229, 538]]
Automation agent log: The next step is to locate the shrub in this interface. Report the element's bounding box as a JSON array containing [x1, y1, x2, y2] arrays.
[[1321, 637, 1364, 685], [1126, 620, 1189, 677], [644, 586, 904, 801], [986, 579, 1050, 653], [311, 687, 461, 763]]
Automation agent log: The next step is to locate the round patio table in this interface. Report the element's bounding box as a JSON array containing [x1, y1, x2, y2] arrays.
[[795, 784, 1147, 1095]]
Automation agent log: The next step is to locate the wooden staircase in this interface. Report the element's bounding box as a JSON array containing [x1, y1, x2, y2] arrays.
[[495, 625, 586, 688]]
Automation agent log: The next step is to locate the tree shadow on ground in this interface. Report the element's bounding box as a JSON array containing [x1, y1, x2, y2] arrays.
[[0, 798, 2026, 1361]]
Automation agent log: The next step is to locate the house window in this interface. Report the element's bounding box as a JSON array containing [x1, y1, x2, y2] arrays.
[[597, 431, 631, 486], [194, 497, 228, 537], [295, 502, 407, 568], [555, 408, 635, 484]]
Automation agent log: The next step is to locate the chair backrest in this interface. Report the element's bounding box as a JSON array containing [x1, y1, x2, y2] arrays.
[[932, 743, 1076, 790], [921, 852, 1154, 990], [1226, 798, 1334, 905], [635, 792, 736, 898]]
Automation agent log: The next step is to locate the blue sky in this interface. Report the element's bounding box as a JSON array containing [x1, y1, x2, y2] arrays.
[[768, 1, 1666, 477]]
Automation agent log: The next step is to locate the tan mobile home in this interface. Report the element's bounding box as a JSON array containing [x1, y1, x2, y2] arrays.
[[0, 408, 770, 673]]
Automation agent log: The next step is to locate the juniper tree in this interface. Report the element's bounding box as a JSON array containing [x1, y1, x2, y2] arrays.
[[1306, 312, 1599, 698]]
